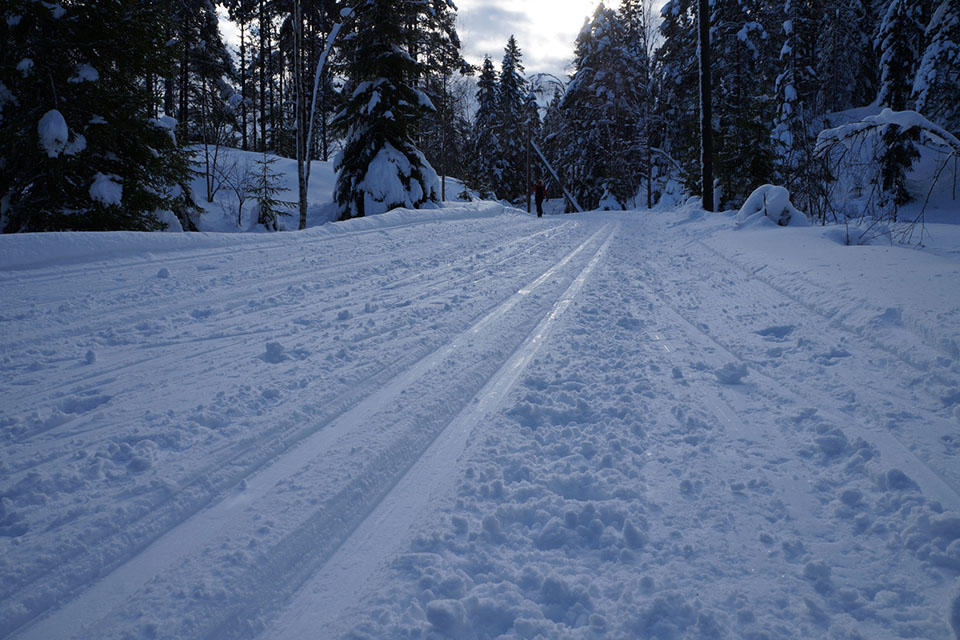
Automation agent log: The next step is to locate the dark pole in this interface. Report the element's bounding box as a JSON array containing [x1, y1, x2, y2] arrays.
[[698, 0, 714, 212]]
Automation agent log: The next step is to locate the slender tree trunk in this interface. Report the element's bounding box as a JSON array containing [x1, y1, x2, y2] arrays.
[[698, 0, 714, 212], [241, 20, 248, 151], [259, 0, 267, 151], [180, 14, 190, 140], [295, 0, 308, 230], [202, 77, 213, 203]]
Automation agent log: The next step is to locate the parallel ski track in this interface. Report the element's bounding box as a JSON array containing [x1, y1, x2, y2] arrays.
[[254, 224, 618, 640], [2, 222, 593, 618], [0, 222, 576, 352], [7, 224, 612, 640], [694, 237, 959, 370], [637, 243, 960, 510], [2, 222, 578, 416]]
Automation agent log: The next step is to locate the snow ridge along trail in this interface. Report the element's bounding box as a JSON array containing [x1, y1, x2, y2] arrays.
[[7, 218, 613, 640], [260, 226, 617, 640]]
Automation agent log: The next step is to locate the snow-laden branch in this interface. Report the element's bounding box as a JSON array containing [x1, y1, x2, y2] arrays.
[[815, 108, 960, 157]]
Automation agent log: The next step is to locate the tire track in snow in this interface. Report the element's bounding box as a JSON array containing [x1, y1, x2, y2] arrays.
[[256, 225, 618, 640], [8, 224, 613, 640]]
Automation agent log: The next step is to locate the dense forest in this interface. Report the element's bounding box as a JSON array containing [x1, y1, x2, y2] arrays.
[[0, 0, 957, 232]]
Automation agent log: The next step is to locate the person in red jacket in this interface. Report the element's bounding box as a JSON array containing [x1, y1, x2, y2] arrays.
[[533, 179, 548, 217]]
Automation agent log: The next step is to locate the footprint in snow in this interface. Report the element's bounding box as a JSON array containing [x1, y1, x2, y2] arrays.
[[715, 362, 748, 385]]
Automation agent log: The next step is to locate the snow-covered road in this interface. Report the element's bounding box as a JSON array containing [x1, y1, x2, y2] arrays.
[[2, 205, 959, 639]]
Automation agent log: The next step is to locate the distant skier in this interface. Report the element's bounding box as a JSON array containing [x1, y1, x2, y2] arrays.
[[533, 179, 548, 217]]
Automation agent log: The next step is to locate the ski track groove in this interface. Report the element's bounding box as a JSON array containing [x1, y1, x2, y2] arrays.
[[694, 237, 959, 372], [6, 223, 612, 640], [0, 222, 573, 355], [249, 225, 618, 640], [1, 223, 583, 416], [638, 245, 960, 509], [1, 224, 592, 610]]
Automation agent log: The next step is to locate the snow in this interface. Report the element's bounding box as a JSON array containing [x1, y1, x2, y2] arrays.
[[36, 109, 68, 158], [16, 59, 33, 77], [736, 184, 809, 227], [2, 163, 960, 639], [358, 142, 439, 216], [89, 173, 123, 206], [68, 63, 99, 83]]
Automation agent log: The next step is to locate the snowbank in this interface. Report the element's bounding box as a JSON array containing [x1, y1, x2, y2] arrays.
[[0, 201, 512, 271]]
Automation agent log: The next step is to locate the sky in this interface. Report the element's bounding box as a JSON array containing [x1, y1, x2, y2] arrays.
[[453, 0, 667, 83], [219, 1, 666, 89], [454, 0, 621, 81]]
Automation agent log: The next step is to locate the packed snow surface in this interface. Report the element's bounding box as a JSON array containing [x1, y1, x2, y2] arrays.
[[2, 203, 960, 639]]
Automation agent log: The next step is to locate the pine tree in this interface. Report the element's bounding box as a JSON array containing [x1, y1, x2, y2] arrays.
[[468, 56, 503, 198], [0, 0, 194, 232], [711, 0, 776, 207], [497, 36, 528, 201], [560, 6, 647, 209], [655, 0, 701, 193], [875, 0, 924, 110], [817, 0, 870, 115], [332, 0, 455, 219], [913, 0, 960, 135]]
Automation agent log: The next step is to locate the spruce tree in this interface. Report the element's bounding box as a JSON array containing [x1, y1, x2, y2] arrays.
[[469, 57, 503, 198], [332, 0, 455, 219], [619, 0, 657, 208], [773, 0, 820, 210], [561, 6, 646, 209], [875, 0, 924, 206], [875, 0, 924, 110], [0, 0, 193, 232], [253, 151, 294, 230], [655, 0, 701, 193], [711, 0, 776, 207], [913, 0, 960, 135], [817, 0, 870, 115], [497, 36, 528, 201]]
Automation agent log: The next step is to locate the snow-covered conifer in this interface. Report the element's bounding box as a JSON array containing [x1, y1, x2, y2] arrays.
[[558, 6, 649, 209], [468, 57, 503, 198], [711, 0, 776, 207], [332, 0, 455, 219], [0, 0, 193, 232], [912, 0, 960, 135], [496, 36, 529, 201], [875, 0, 924, 110], [654, 0, 701, 192], [817, 0, 871, 114]]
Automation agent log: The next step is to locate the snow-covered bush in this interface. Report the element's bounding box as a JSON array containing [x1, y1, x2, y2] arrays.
[[736, 185, 809, 227], [815, 109, 960, 241]]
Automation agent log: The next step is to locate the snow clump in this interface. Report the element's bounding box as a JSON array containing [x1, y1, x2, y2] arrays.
[[38, 109, 69, 157], [17, 58, 34, 76], [89, 173, 123, 206], [737, 184, 809, 227], [68, 64, 99, 83]]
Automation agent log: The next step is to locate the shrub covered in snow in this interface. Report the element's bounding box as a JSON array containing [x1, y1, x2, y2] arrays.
[[736, 185, 809, 227]]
